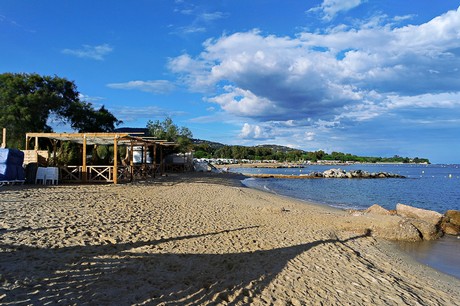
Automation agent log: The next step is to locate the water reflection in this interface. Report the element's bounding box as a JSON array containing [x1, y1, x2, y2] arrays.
[[396, 235, 460, 279]]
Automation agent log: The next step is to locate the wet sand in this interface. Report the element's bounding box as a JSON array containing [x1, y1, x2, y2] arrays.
[[1, 172, 459, 305]]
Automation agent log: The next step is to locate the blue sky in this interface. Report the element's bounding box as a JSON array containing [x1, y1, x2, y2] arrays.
[[1, 1, 460, 163]]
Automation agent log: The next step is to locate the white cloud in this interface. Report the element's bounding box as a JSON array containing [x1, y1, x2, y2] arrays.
[[308, 0, 365, 21], [107, 80, 175, 94], [305, 132, 315, 141], [200, 12, 227, 22], [169, 6, 460, 128], [62, 44, 113, 60], [240, 123, 269, 139], [206, 86, 280, 118]]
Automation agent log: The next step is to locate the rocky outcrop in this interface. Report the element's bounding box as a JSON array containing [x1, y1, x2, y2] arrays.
[[348, 203, 451, 241], [396, 203, 443, 225], [441, 210, 460, 236], [321, 168, 405, 179], [369, 217, 423, 241], [394, 203, 443, 240]]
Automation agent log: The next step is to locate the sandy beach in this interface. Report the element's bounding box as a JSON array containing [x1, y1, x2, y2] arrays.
[[1, 172, 459, 305]]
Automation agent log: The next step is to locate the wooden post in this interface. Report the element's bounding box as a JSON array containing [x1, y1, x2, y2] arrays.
[[160, 145, 164, 176], [113, 136, 118, 184], [52, 140, 57, 166], [153, 143, 157, 178], [143, 143, 147, 178], [1, 128, 6, 148], [129, 141, 134, 181], [82, 135, 87, 182], [34, 136, 39, 150], [25, 135, 29, 150]]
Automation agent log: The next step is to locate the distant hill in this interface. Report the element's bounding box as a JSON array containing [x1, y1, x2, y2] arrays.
[[192, 139, 302, 153], [254, 144, 306, 154], [191, 139, 225, 149]]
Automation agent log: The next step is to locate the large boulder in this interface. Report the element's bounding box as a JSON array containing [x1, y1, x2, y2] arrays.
[[442, 223, 460, 235], [365, 204, 391, 216], [441, 210, 460, 236], [396, 203, 443, 240], [396, 203, 443, 225], [372, 218, 423, 241], [445, 210, 460, 226], [343, 213, 422, 241], [409, 219, 442, 240]]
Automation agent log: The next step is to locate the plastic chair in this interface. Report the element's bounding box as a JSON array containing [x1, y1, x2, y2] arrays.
[[45, 167, 59, 185], [35, 167, 47, 185], [35, 167, 59, 185]]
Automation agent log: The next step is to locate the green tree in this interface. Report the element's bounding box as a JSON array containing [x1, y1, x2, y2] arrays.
[[0, 72, 121, 148], [146, 116, 193, 152], [66, 104, 122, 133]]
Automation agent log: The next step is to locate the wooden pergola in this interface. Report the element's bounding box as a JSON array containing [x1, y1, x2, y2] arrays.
[[25, 132, 176, 184]]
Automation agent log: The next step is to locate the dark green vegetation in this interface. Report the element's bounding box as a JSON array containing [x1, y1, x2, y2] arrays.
[[147, 117, 193, 152], [192, 140, 430, 164], [0, 73, 122, 148]]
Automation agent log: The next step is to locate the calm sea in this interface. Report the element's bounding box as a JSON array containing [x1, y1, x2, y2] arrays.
[[231, 164, 460, 279]]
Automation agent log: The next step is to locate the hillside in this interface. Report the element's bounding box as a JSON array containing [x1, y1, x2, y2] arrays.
[[192, 139, 300, 153]]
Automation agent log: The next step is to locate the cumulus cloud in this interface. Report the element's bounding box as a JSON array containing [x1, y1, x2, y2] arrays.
[[169, 6, 460, 130], [305, 132, 316, 141], [240, 123, 269, 139], [107, 80, 176, 94], [62, 44, 113, 60]]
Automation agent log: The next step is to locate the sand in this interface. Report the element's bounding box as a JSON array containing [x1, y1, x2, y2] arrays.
[[0, 172, 459, 305]]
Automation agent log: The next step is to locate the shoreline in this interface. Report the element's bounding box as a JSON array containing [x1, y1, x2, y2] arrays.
[[1, 172, 459, 304], [214, 161, 430, 169]]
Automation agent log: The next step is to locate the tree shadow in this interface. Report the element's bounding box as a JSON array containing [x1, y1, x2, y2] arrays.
[[0, 228, 370, 305]]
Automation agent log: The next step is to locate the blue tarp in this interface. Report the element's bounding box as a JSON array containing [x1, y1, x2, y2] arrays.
[[0, 164, 25, 181], [0, 148, 24, 165], [0, 149, 25, 181]]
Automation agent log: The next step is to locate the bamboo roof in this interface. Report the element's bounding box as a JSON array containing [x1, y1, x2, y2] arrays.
[[26, 132, 176, 146]]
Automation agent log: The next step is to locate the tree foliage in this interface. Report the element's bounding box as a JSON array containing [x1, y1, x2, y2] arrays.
[[146, 116, 193, 152], [0, 73, 121, 148]]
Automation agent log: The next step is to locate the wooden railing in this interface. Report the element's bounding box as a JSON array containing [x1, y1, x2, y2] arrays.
[[59, 164, 161, 183]]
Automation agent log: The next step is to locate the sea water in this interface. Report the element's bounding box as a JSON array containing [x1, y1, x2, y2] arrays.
[[232, 164, 460, 279]]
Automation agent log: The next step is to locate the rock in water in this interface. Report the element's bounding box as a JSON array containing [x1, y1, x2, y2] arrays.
[[445, 210, 460, 226], [441, 210, 460, 236], [396, 203, 443, 225], [396, 203, 443, 240]]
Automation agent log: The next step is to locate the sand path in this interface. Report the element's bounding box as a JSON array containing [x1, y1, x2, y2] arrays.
[[0, 173, 459, 305]]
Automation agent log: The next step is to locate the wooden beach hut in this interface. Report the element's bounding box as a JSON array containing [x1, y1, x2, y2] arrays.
[[24, 132, 176, 184]]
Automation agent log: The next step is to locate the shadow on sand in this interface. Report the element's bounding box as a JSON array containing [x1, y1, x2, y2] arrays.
[[0, 227, 370, 305]]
